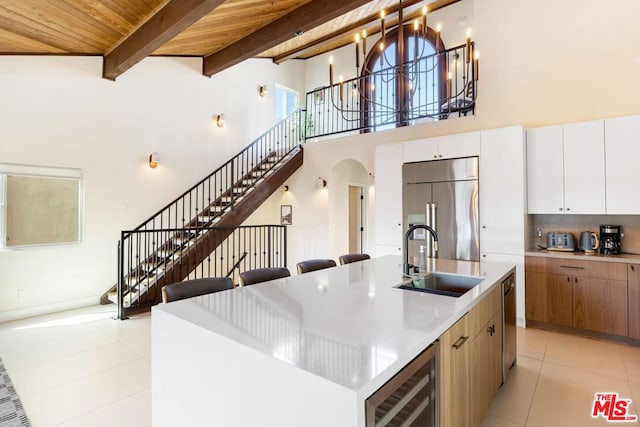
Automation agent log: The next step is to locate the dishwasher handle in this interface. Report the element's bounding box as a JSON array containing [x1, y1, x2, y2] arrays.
[[503, 275, 515, 297]]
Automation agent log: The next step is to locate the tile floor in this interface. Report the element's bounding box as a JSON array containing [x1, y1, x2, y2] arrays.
[[0, 305, 639, 426]]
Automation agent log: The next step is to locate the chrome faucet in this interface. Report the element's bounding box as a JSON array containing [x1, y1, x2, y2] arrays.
[[403, 225, 439, 276]]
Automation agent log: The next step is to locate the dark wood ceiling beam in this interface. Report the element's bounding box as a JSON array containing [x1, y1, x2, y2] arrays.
[[272, 0, 424, 64], [273, 0, 461, 62], [103, 0, 225, 80], [202, 0, 371, 77]]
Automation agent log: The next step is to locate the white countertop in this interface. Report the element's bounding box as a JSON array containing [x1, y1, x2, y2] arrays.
[[526, 248, 640, 264], [155, 255, 514, 396]]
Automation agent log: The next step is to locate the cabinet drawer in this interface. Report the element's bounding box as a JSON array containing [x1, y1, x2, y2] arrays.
[[546, 258, 626, 280], [469, 285, 501, 338], [526, 256, 627, 281]]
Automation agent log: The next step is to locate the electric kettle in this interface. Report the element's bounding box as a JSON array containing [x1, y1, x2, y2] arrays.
[[579, 231, 599, 253]]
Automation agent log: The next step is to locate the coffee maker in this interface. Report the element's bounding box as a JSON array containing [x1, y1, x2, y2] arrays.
[[599, 225, 622, 255]]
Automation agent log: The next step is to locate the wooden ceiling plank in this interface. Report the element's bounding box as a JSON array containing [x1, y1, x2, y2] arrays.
[[102, 0, 224, 80], [0, 27, 66, 53], [272, 0, 423, 63], [272, 0, 460, 62], [64, 0, 142, 38], [0, 5, 102, 53], [202, 0, 372, 77], [155, 0, 309, 55]]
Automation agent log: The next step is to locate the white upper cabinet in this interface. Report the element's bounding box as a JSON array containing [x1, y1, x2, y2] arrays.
[[375, 143, 403, 249], [480, 126, 525, 255], [403, 137, 438, 163], [526, 125, 564, 214], [527, 120, 606, 214], [402, 132, 479, 163], [438, 132, 481, 159], [563, 120, 606, 214], [605, 115, 640, 214]]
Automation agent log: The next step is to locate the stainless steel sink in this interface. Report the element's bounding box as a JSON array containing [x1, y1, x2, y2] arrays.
[[396, 272, 483, 297]]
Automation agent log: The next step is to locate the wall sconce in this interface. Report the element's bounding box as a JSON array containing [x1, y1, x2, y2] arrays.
[[215, 114, 225, 127], [149, 153, 158, 169], [258, 85, 268, 97], [317, 177, 327, 189]]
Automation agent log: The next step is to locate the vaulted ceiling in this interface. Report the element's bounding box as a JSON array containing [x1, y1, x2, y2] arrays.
[[0, 0, 458, 80]]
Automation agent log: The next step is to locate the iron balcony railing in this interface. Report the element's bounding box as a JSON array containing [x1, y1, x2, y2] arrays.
[[305, 43, 476, 139], [117, 225, 287, 318]]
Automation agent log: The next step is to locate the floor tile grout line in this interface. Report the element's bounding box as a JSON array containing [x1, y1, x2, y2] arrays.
[[17, 356, 151, 408], [2, 333, 137, 368], [51, 387, 151, 427]]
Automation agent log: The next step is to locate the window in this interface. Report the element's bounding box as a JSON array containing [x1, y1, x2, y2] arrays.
[[0, 164, 83, 248], [362, 25, 445, 131], [275, 84, 299, 119]]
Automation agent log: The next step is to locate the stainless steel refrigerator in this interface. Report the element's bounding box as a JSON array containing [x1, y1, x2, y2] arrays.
[[403, 157, 479, 262]]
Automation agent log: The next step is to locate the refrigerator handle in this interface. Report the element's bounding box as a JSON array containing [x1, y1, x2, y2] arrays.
[[426, 203, 438, 258]]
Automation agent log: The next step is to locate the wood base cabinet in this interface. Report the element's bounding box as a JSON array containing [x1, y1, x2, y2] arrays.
[[573, 277, 627, 336], [525, 269, 572, 327], [440, 314, 470, 427], [469, 310, 503, 426], [440, 285, 503, 427], [629, 264, 640, 340], [525, 256, 629, 337]]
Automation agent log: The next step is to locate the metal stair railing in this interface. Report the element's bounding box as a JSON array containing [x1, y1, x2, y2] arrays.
[[115, 109, 305, 318], [117, 225, 287, 318], [130, 108, 305, 234]]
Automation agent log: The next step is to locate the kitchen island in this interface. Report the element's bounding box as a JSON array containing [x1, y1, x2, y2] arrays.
[[152, 255, 515, 426]]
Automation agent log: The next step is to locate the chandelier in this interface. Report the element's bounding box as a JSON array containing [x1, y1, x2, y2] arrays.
[[316, 0, 479, 133]]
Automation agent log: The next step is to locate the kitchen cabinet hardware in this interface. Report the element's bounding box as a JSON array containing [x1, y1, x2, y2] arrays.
[[560, 265, 585, 269], [452, 335, 469, 349], [486, 324, 496, 336]]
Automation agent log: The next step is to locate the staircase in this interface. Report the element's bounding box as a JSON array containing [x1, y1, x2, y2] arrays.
[[101, 110, 305, 318]]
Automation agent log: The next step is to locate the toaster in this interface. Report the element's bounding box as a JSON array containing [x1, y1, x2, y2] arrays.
[[546, 232, 576, 251]]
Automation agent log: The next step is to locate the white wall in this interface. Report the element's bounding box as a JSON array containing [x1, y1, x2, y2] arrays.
[[4, 0, 640, 319], [252, 0, 640, 272], [0, 56, 305, 320]]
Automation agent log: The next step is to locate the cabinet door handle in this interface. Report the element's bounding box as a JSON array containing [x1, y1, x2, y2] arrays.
[[487, 324, 496, 336], [566, 207, 571, 211], [452, 335, 469, 349], [567, 276, 570, 282], [559, 207, 563, 211], [560, 265, 584, 270], [575, 277, 578, 283], [632, 265, 636, 272]]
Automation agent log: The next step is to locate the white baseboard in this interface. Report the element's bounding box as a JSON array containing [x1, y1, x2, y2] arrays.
[[0, 296, 104, 323]]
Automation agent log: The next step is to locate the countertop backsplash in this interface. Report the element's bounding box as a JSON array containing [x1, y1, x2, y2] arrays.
[[528, 214, 640, 255]]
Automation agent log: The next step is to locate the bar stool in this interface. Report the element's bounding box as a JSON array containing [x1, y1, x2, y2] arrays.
[[162, 277, 234, 303], [338, 253, 371, 265], [239, 267, 290, 286], [296, 259, 336, 274]]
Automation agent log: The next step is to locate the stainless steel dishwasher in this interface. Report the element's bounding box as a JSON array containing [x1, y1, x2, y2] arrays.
[[502, 272, 517, 381]]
